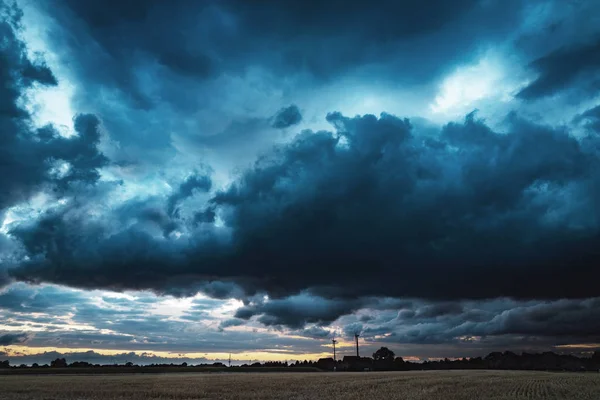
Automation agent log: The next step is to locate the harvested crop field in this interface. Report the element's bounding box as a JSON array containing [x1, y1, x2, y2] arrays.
[[1, 370, 600, 399]]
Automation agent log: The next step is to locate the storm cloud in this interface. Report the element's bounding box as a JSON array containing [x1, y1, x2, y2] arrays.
[[8, 110, 600, 309]]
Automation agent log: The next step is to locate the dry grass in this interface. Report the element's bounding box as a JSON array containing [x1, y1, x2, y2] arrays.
[[1, 370, 600, 399]]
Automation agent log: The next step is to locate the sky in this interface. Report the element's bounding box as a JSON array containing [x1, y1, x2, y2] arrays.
[[1, 0, 600, 365]]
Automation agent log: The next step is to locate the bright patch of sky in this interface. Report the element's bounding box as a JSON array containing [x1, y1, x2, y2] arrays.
[[16, 0, 76, 136], [1, 193, 66, 234], [429, 52, 518, 117], [21, 83, 77, 137]]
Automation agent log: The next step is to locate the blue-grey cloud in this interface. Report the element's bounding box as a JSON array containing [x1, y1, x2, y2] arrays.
[[271, 105, 302, 129], [23, 0, 529, 173], [40, 0, 516, 94], [0, 332, 29, 346], [518, 38, 600, 100], [355, 297, 600, 350], [8, 110, 600, 312], [167, 171, 212, 218], [235, 294, 367, 329], [0, 284, 85, 312], [218, 318, 244, 330], [574, 104, 600, 132]]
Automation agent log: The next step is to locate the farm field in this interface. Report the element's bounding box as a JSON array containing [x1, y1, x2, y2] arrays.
[[1, 370, 600, 400]]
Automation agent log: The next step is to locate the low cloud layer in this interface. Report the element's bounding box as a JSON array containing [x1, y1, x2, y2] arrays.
[[0, 332, 29, 346]]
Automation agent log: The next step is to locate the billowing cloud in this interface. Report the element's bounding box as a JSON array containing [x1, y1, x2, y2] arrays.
[[7, 110, 600, 311]]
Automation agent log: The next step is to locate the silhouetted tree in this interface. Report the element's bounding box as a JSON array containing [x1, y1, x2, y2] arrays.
[[69, 361, 92, 368], [51, 358, 67, 368], [0, 360, 9, 368], [394, 357, 407, 370], [373, 347, 395, 362]]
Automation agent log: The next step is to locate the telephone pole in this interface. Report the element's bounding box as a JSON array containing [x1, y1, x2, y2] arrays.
[[332, 337, 337, 362]]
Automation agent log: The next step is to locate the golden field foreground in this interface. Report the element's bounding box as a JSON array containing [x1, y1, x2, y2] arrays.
[[2, 370, 600, 400]]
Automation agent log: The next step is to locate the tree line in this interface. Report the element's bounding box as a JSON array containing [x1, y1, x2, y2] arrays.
[[1, 349, 599, 372], [315, 348, 600, 372]]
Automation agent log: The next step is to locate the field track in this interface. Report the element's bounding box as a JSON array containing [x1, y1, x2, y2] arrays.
[[2, 370, 600, 399]]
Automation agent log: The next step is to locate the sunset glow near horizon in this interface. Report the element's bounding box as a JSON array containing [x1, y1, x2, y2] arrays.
[[1, 0, 600, 365]]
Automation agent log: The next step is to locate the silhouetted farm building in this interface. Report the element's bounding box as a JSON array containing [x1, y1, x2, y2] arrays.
[[342, 356, 373, 371], [316, 357, 335, 371]]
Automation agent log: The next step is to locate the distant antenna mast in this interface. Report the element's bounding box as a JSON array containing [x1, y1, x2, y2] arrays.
[[354, 333, 360, 358], [332, 334, 338, 362]]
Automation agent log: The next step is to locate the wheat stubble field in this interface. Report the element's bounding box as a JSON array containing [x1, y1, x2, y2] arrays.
[[2, 370, 600, 400], [0, 371, 600, 400]]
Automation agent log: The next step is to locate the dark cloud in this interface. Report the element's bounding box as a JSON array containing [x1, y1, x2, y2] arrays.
[[235, 295, 367, 329], [218, 318, 244, 330], [193, 208, 216, 225], [271, 105, 302, 129], [518, 38, 600, 100], [8, 110, 600, 324], [574, 104, 600, 132], [40, 0, 517, 95], [167, 171, 212, 218], [417, 303, 464, 318], [0, 332, 29, 346], [299, 325, 331, 339], [343, 323, 364, 338], [209, 111, 600, 302], [39, 0, 220, 110]]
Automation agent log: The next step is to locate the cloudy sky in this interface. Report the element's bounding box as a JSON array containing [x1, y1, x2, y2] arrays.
[[1, 0, 600, 365]]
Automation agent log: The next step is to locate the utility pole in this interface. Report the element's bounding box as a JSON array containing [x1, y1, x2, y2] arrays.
[[332, 337, 337, 362], [228, 353, 231, 367], [355, 333, 360, 358]]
